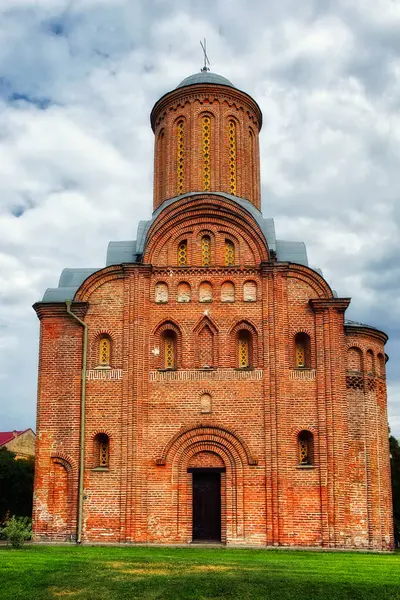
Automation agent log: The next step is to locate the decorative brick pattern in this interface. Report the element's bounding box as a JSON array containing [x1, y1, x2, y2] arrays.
[[149, 368, 264, 382], [290, 369, 316, 380], [86, 369, 123, 380], [177, 119, 184, 194]]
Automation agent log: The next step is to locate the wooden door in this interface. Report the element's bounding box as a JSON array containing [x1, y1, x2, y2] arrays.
[[192, 471, 221, 541]]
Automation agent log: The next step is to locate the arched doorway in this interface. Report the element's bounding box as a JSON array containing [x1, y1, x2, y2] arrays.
[[156, 424, 258, 544], [188, 451, 225, 542]]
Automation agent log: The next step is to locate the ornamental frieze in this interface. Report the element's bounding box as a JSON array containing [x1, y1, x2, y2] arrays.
[[154, 92, 260, 129], [86, 369, 123, 380], [151, 266, 261, 277]]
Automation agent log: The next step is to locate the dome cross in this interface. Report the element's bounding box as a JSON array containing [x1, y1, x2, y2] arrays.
[[200, 38, 210, 72]]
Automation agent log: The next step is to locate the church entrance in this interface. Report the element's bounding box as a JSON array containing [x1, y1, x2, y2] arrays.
[[191, 469, 222, 542]]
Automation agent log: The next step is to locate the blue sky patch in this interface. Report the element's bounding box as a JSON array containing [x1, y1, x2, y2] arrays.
[[9, 93, 51, 110]]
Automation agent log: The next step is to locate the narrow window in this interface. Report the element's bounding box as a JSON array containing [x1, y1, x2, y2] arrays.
[[298, 431, 314, 465], [296, 340, 305, 368], [377, 353, 385, 377], [228, 120, 237, 195], [177, 240, 187, 266], [202, 235, 211, 266], [164, 332, 176, 369], [366, 350, 375, 374], [177, 120, 184, 194], [199, 326, 214, 368], [202, 116, 211, 191], [238, 330, 251, 368], [295, 333, 311, 368], [99, 337, 111, 367], [159, 129, 166, 200], [95, 433, 109, 468], [249, 128, 255, 202], [225, 239, 235, 266]]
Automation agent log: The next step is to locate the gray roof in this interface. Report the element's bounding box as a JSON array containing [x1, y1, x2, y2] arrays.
[[344, 319, 378, 331], [275, 240, 308, 266], [59, 268, 99, 288], [42, 287, 79, 302], [176, 71, 235, 89], [39, 192, 318, 302], [106, 241, 137, 266], [42, 268, 100, 302], [140, 191, 278, 254]]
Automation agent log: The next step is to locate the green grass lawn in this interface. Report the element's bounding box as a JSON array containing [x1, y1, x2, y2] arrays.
[[1, 545, 400, 600]]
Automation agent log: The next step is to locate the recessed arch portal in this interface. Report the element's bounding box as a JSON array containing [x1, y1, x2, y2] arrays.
[[155, 424, 258, 543]]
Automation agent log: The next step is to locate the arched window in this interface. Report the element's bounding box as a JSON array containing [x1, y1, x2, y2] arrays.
[[158, 129, 166, 200], [94, 433, 109, 468], [177, 240, 187, 266], [199, 326, 214, 368], [194, 316, 218, 369], [347, 347, 362, 372], [298, 431, 314, 466], [243, 281, 257, 302], [249, 128, 254, 197], [377, 353, 385, 377], [228, 120, 237, 196], [200, 393, 212, 414], [177, 282, 191, 303], [202, 116, 211, 191], [199, 281, 213, 303], [238, 330, 251, 368], [201, 235, 211, 267], [163, 331, 177, 369], [98, 336, 111, 367], [221, 281, 235, 302], [249, 127, 257, 203], [177, 119, 184, 194], [366, 350, 375, 374], [155, 282, 168, 303], [294, 333, 311, 368], [225, 239, 235, 266]]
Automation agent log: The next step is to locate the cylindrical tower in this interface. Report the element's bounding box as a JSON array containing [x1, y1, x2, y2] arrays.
[[150, 71, 263, 211]]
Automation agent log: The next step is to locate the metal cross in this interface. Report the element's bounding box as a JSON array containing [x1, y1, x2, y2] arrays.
[[200, 38, 210, 72]]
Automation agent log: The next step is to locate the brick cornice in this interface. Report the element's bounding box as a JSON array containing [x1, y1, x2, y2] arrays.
[[152, 266, 260, 277], [309, 298, 351, 313], [33, 301, 89, 320], [122, 264, 152, 276], [344, 324, 388, 344], [260, 262, 334, 299], [260, 262, 287, 275], [151, 84, 262, 132]]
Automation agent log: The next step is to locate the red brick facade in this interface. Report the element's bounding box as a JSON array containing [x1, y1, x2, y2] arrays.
[[32, 73, 393, 549]]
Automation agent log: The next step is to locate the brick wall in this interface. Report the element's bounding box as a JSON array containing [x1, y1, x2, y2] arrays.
[[32, 231, 393, 548]]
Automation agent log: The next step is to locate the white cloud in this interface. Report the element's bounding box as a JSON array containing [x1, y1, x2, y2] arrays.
[[0, 0, 399, 439]]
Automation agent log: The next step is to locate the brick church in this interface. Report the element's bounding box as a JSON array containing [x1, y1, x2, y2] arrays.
[[33, 69, 393, 549]]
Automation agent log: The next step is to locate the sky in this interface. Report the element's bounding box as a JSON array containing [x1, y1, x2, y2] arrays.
[[0, 0, 400, 437]]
